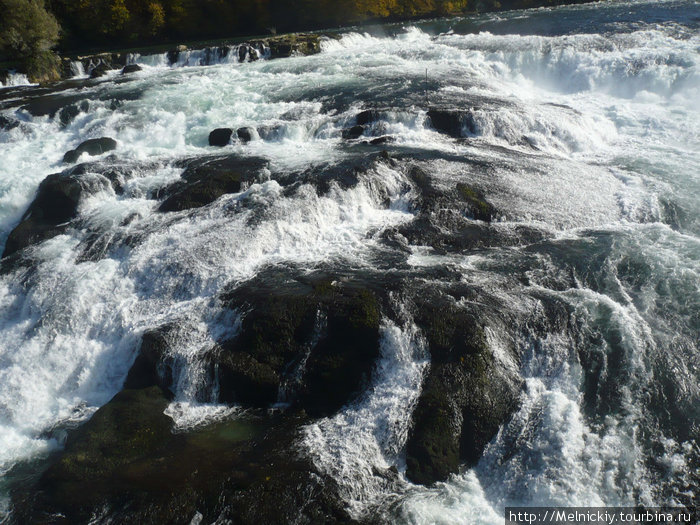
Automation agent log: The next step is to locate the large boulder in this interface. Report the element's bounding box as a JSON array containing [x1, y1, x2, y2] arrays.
[[42, 386, 173, 493], [208, 128, 234, 147], [217, 270, 383, 416], [405, 289, 522, 485], [158, 155, 267, 212], [2, 165, 113, 258], [63, 137, 117, 163], [16, 335, 356, 524]]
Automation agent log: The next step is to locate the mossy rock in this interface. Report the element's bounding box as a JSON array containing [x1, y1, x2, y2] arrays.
[[406, 289, 521, 485], [28, 387, 353, 524], [456, 182, 494, 222], [25, 51, 61, 84], [265, 34, 322, 58], [41, 386, 174, 506]]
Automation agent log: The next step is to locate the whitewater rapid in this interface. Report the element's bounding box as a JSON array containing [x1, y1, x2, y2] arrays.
[[1, 0, 698, 522]]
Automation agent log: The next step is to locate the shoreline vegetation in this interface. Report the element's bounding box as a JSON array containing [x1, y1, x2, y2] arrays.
[[1, 0, 597, 85]]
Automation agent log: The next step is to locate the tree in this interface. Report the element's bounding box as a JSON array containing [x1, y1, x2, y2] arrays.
[[0, 0, 60, 61]]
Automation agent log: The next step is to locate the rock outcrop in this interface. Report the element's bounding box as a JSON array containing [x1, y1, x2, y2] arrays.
[[63, 137, 117, 163], [217, 270, 383, 416], [158, 155, 267, 212], [405, 288, 522, 485]]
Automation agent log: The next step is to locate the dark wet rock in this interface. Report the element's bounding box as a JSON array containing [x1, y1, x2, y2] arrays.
[[1, 165, 114, 258], [159, 155, 267, 212], [406, 290, 522, 485], [58, 101, 89, 127], [167, 45, 188, 65], [217, 270, 382, 416], [124, 329, 177, 392], [237, 126, 256, 143], [355, 109, 383, 126], [274, 152, 394, 198], [365, 136, 395, 146], [265, 33, 321, 59], [18, 403, 354, 525], [89, 62, 111, 79], [0, 115, 20, 131], [63, 137, 117, 163], [342, 125, 365, 140], [238, 44, 257, 62], [408, 165, 494, 222], [58, 104, 80, 127], [208, 127, 234, 147], [121, 64, 143, 75], [15, 328, 355, 524], [427, 109, 477, 138], [42, 386, 173, 490]]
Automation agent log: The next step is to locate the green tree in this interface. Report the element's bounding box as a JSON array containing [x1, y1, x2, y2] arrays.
[[0, 0, 60, 61]]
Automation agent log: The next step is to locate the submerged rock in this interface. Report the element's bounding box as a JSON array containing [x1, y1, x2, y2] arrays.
[[237, 126, 256, 143], [63, 137, 117, 163], [208, 127, 234, 147]]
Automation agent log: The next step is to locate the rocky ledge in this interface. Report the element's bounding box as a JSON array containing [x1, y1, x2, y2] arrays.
[[3, 149, 535, 523]]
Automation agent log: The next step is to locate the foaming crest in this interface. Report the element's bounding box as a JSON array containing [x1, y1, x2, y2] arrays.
[[0, 162, 414, 472], [303, 314, 429, 518]]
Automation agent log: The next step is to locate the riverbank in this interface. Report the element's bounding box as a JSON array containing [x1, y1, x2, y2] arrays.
[[1, 0, 599, 86]]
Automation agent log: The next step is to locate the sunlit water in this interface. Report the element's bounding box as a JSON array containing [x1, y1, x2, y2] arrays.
[[0, 0, 698, 522]]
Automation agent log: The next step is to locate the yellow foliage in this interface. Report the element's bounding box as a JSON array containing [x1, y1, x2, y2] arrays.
[[110, 0, 130, 31]]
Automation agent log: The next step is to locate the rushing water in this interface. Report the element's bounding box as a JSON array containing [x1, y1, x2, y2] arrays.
[[0, 0, 698, 522]]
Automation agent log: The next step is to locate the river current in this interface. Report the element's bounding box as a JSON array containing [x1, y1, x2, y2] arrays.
[[0, 0, 698, 523]]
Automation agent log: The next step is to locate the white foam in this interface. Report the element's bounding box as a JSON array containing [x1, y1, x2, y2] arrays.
[[0, 0, 698, 517], [303, 316, 429, 518]]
